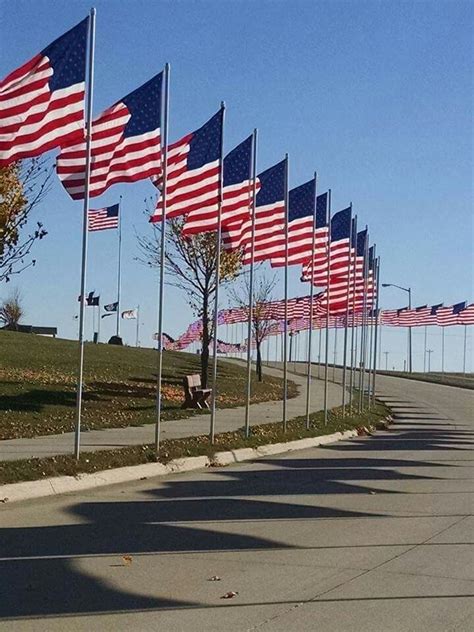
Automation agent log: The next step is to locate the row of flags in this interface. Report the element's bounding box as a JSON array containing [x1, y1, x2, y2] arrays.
[[1, 16, 379, 326], [166, 299, 474, 352], [77, 292, 137, 319]]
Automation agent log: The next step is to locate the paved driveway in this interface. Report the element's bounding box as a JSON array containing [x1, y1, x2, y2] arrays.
[[1, 373, 473, 631]]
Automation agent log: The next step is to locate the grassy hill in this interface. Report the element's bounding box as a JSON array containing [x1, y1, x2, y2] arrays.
[[0, 331, 296, 440]]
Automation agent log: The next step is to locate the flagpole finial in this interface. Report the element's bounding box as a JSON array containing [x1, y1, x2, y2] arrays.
[[220, 100, 226, 110], [90, 7, 96, 17]]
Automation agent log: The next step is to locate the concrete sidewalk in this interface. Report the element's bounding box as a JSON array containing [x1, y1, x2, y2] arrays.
[[0, 361, 344, 462]]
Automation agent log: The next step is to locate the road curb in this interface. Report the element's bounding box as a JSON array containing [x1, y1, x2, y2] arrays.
[[0, 422, 387, 504]]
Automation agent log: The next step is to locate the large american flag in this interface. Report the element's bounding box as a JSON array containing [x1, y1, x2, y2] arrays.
[[182, 135, 258, 235], [301, 206, 352, 285], [222, 158, 286, 263], [150, 109, 223, 223], [0, 18, 88, 167], [270, 184, 327, 267], [57, 73, 163, 199], [88, 203, 119, 232]]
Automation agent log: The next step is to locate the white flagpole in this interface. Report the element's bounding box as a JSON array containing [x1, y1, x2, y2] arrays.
[[154, 62, 170, 453], [74, 8, 96, 460], [317, 326, 322, 378], [333, 324, 338, 381], [371, 256, 381, 407], [358, 236, 371, 412], [323, 189, 332, 424], [305, 172, 317, 429], [97, 298, 101, 342], [348, 233, 357, 411], [463, 324, 467, 375], [209, 102, 226, 444], [116, 195, 123, 337], [136, 305, 140, 347], [342, 213, 355, 415], [244, 128, 258, 438], [441, 326, 445, 374], [282, 154, 290, 432]]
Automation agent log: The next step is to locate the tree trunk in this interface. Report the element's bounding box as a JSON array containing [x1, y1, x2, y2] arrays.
[[200, 295, 210, 388], [256, 343, 263, 381]]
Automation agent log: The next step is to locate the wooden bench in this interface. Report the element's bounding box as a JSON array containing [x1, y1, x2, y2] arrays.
[[182, 374, 212, 409]]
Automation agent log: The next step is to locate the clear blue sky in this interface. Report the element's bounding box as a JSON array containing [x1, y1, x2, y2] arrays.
[[1, 0, 472, 370]]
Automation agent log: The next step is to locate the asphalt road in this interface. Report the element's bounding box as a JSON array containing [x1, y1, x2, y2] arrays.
[[1, 373, 473, 631]]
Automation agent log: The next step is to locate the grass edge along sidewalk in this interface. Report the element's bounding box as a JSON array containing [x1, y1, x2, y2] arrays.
[[0, 399, 390, 486], [377, 370, 474, 390]]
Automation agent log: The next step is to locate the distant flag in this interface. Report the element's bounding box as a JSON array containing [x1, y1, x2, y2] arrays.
[[437, 301, 467, 326], [122, 309, 138, 320], [150, 108, 224, 222], [101, 301, 118, 317], [78, 291, 99, 306], [88, 204, 119, 232], [182, 135, 260, 235], [222, 158, 286, 264], [0, 18, 88, 167], [57, 73, 163, 199], [458, 303, 474, 325]]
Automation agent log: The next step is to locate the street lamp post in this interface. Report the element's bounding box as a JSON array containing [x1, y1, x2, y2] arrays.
[[382, 283, 412, 373]]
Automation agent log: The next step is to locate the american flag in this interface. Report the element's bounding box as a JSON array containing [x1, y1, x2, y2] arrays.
[[150, 109, 223, 223], [458, 303, 474, 325], [182, 135, 259, 235], [421, 303, 443, 326], [88, 203, 119, 232], [302, 206, 352, 285], [222, 158, 286, 263], [270, 185, 328, 267], [436, 302, 467, 326], [0, 18, 88, 167], [57, 72, 163, 199]]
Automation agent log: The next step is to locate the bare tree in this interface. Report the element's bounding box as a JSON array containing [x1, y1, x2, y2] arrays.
[[230, 270, 276, 381], [137, 216, 241, 386], [0, 288, 24, 330], [0, 158, 52, 283]]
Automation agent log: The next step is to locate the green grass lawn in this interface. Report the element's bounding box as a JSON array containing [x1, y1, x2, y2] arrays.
[[0, 331, 297, 440]]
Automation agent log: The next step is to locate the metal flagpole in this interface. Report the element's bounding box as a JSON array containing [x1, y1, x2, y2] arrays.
[[348, 217, 358, 411], [209, 102, 226, 444], [367, 286, 375, 408], [135, 305, 140, 347], [332, 326, 337, 381], [317, 326, 322, 378], [97, 298, 101, 343], [423, 325, 428, 373], [371, 256, 381, 407], [116, 196, 123, 337], [463, 325, 467, 375], [244, 129, 258, 438], [323, 190, 332, 424], [342, 213, 354, 414], [154, 62, 170, 454], [305, 173, 317, 428], [74, 8, 96, 460], [441, 327, 445, 374], [358, 234, 370, 412], [282, 154, 290, 432]]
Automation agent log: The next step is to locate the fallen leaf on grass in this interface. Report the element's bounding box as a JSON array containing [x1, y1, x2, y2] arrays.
[[0, 498, 8, 503], [122, 555, 133, 566], [208, 575, 221, 582], [221, 591, 238, 599]]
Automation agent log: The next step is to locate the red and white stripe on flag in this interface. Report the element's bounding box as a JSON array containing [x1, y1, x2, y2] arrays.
[[0, 18, 88, 167], [57, 73, 163, 200]]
